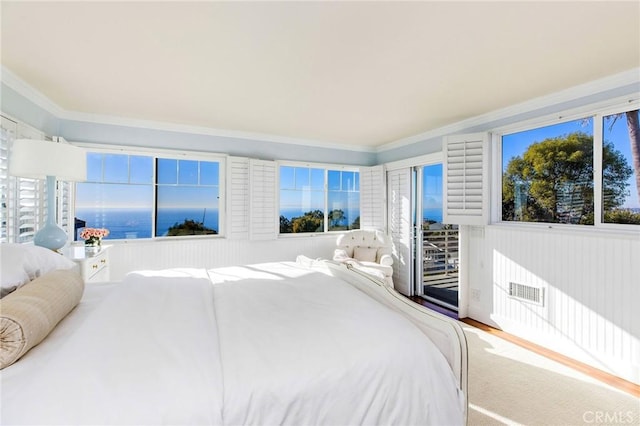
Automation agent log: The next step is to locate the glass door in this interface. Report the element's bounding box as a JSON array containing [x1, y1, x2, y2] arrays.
[[414, 164, 459, 312]]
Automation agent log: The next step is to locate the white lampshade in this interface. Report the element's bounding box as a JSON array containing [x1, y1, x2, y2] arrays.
[[9, 138, 86, 251], [9, 139, 86, 181]]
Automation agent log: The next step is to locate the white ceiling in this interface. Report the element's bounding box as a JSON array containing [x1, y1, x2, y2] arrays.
[[2, 1, 639, 150]]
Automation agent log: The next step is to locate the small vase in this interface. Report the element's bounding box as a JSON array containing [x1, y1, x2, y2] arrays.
[[84, 238, 101, 255]]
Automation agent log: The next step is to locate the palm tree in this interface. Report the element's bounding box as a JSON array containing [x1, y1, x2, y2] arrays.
[[626, 110, 640, 202]]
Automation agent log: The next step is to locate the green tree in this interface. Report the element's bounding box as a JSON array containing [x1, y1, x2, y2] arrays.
[[503, 132, 632, 224], [350, 216, 360, 229], [604, 209, 640, 224], [291, 210, 324, 233], [166, 219, 217, 236], [282, 211, 360, 233], [279, 215, 293, 233], [329, 209, 345, 229]]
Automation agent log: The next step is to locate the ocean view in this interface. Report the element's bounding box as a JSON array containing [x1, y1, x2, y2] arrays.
[[75, 206, 442, 240], [75, 208, 219, 240], [423, 208, 443, 224]]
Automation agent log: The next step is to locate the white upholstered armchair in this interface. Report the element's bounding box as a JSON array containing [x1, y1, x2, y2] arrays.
[[333, 229, 394, 287]]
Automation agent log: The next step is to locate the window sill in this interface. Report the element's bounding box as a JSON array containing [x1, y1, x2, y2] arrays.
[[278, 232, 340, 239], [487, 221, 639, 239]]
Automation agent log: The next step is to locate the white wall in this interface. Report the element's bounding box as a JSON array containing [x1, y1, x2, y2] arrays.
[[465, 225, 640, 384]]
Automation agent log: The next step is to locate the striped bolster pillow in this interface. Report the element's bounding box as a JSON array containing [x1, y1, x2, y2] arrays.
[[0, 269, 84, 369]]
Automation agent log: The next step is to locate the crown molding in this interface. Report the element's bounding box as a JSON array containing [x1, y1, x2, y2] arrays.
[[377, 67, 640, 153], [1, 65, 375, 153], [4, 64, 638, 156], [1, 66, 68, 118], [66, 109, 376, 153]]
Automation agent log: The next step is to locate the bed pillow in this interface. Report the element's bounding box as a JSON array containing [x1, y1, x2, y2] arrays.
[[0, 244, 76, 298], [353, 246, 378, 263], [22, 245, 76, 276], [1, 244, 38, 297], [0, 244, 31, 297], [0, 269, 84, 369]]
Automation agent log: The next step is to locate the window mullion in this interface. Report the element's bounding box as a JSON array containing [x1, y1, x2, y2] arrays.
[[324, 169, 328, 232], [153, 156, 158, 238], [593, 114, 604, 225]]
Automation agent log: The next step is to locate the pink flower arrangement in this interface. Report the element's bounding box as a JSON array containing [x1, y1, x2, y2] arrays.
[[80, 227, 109, 245]]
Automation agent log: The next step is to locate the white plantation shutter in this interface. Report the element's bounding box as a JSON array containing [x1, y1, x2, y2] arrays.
[[1, 116, 48, 243], [51, 137, 74, 240], [359, 165, 385, 230], [443, 132, 490, 225], [227, 156, 250, 240], [249, 159, 277, 240], [15, 124, 47, 243], [0, 116, 16, 243], [59, 181, 72, 238], [15, 178, 45, 242], [387, 167, 413, 296]]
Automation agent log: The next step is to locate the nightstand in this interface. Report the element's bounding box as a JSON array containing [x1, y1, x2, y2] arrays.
[[64, 245, 111, 283]]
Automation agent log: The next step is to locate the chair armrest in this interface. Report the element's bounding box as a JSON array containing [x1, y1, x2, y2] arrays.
[[379, 254, 393, 266]]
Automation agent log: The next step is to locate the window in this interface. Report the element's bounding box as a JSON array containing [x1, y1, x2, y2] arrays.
[[279, 165, 360, 233], [502, 118, 594, 224], [501, 106, 640, 227], [602, 109, 640, 225], [156, 158, 220, 236], [327, 170, 360, 231], [75, 152, 222, 239]]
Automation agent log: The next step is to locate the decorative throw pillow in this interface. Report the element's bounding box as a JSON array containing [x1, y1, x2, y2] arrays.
[[353, 246, 378, 263], [0, 269, 84, 369]]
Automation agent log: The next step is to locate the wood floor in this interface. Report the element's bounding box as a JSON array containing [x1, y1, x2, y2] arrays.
[[408, 296, 640, 398]]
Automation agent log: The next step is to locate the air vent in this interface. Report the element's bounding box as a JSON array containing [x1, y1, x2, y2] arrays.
[[509, 282, 544, 306]]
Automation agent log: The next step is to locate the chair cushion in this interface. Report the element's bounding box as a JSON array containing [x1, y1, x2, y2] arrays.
[[353, 246, 377, 263]]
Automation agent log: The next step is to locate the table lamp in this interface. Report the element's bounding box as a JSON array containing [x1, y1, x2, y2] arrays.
[[9, 138, 87, 251]]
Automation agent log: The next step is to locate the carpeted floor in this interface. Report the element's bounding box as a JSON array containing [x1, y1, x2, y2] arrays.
[[464, 324, 640, 425]]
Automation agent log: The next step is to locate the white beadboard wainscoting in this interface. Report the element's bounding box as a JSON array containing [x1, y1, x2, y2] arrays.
[[466, 225, 640, 385], [108, 234, 337, 282]]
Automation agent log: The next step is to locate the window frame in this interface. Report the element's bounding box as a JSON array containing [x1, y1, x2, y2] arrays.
[[277, 160, 361, 236], [74, 144, 226, 241], [491, 96, 640, 233]]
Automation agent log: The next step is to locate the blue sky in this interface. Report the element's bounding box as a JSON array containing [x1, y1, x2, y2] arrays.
[[502, 113, 639, 208], [422, 163, 443, 210], [78, 116, 639, 212], [279, 167, 359, 215], [77, 154, 219, 209]]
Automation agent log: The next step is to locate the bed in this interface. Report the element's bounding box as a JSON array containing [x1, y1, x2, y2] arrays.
[[1, 245, 468, 426]]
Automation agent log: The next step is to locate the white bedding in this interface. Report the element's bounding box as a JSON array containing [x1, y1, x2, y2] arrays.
[[1, 260, 465, 425]]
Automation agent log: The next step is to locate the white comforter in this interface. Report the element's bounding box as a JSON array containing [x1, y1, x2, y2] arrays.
[[1, 261, 464, 425]]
